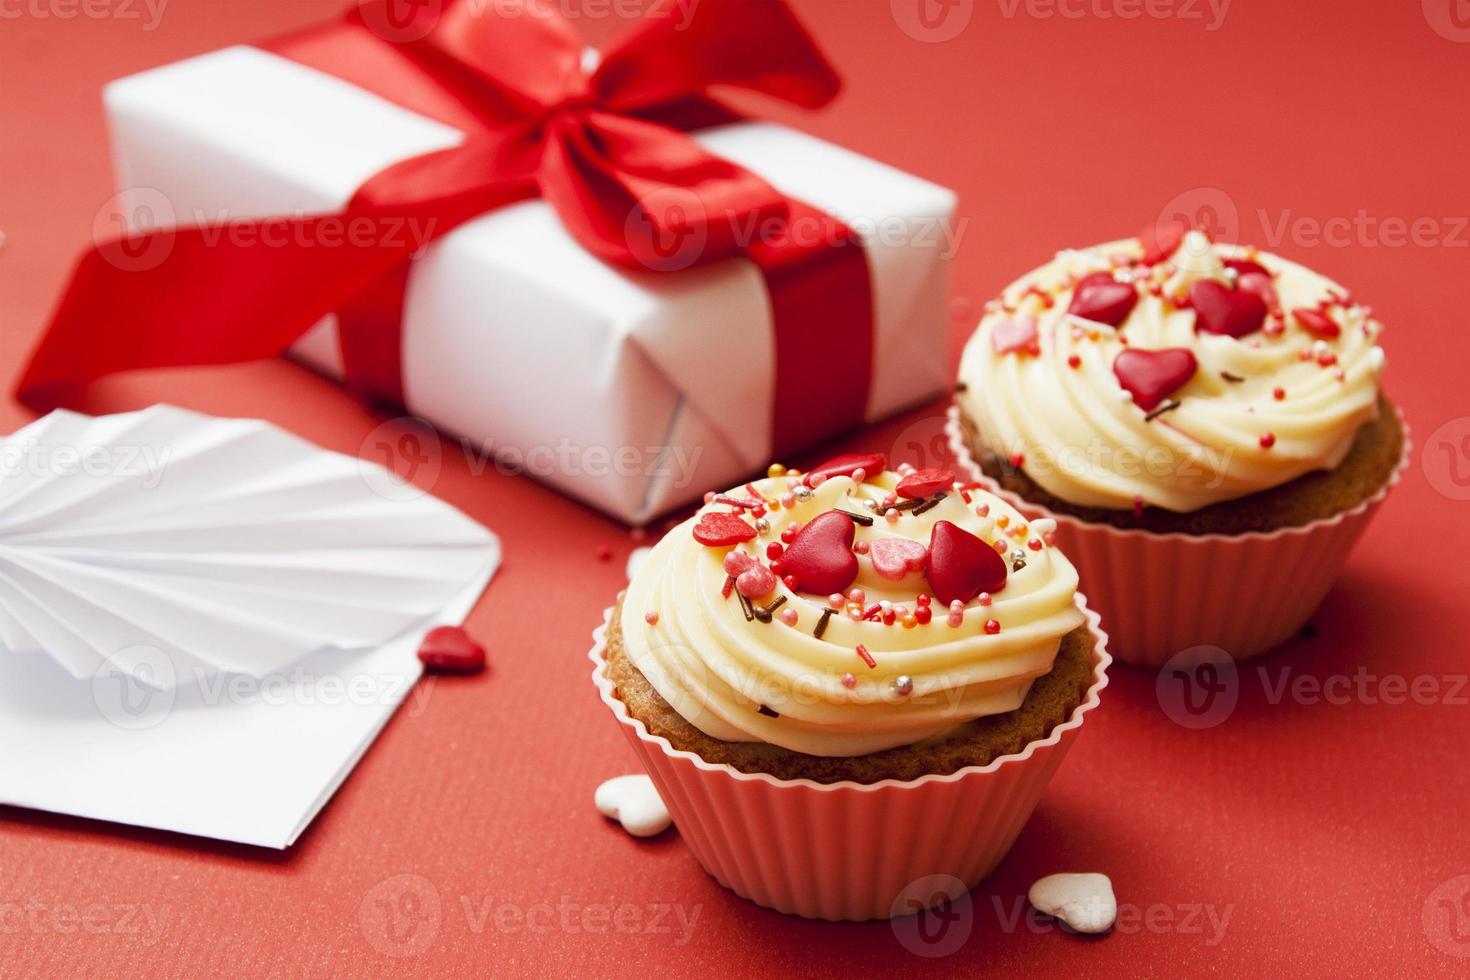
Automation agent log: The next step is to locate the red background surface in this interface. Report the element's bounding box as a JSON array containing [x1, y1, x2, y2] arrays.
[[3, 0, 1469, 975]]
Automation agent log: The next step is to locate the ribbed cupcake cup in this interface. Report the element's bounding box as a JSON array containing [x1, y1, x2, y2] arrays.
[[589, 598, 1111, 922], [945, 405, 1410, 667]]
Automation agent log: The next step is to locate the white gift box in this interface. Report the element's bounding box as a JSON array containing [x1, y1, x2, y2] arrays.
[[103, 45, 956, 523]]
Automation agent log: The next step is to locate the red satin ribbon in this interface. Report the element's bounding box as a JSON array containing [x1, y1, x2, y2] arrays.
[[18, 0, 874, 457]]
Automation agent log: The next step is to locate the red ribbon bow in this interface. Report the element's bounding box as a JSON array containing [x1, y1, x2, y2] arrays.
[[19, 0, 874, 456]]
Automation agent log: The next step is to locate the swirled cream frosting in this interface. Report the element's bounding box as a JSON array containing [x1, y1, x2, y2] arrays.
[[957, 232, 1386, 512], [620, 462, 1085, 757]]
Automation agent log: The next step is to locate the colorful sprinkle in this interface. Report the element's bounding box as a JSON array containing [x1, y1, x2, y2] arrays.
[[644, 610, 659, 626], [855, 644, 876, 669]]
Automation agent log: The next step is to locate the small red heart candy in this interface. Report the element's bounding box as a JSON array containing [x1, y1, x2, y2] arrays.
[[1139, 219, 1187, 265], [693, 511, 757, 547], [991, 315, 1039, 355], [802, 452, 888, 487], [1068, 272, 1138, 327], [779, 510, 858, 594], [1291, 307, 1340, 338], [925, 520, 1008, 605], [1189, 279, 1267, 338], [417, 626, 486, 674], [868, 537, 928, 580], [896, 468, 955, 499], [1113, 348, 1199, 411]]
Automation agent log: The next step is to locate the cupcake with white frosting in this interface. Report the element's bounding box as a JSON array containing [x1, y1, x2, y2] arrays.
[[590, 454, 1110, 920], [951, 226, 1407, 665]]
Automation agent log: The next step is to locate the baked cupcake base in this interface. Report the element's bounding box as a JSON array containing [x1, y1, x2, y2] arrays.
[[590, 600, 1111, 920], [606, 599, 1097, 784], [957, 393, 1405, 535], [947, 403, 1410, 666]]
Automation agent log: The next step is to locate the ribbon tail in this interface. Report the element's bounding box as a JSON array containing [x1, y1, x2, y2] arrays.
[[16, 189, 520, 410]]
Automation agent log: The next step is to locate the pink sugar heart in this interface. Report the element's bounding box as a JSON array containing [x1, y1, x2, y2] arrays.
[[991, 315, 1039, 355], [736, 563, 778, 600], [868, 537, 928, 581]]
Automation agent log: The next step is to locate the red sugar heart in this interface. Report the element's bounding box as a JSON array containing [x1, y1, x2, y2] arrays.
[[1291, 307, 1340, 338], [1068, 272, 1138, 328], [803, 452, 888, 487], [1189, 279, 1267, 338], [779, 510, 858, 595], [925, 521, 1008, 606], [1113, 348, 1199, 411], [1139, 219, 1187, 265], [868, 537, 928, 581], [417, 626, 486, 674], [896, 468, 955, 499], [693, 511, 757, 547], [991, 315, 1039, 355]]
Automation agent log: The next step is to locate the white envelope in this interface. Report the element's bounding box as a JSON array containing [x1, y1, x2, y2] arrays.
[[0, 406, 500, 848], [103, 45, 957, 524]]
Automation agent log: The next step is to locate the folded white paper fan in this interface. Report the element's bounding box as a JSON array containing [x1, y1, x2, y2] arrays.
[[0, 405, 499, 687]]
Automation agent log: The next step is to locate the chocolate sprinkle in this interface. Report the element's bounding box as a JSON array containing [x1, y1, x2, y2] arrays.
[[1143, 399, 1181, 422], [892, 497, 927, 512], [737, 591, 754, 622], [911, 493, 947, 516], [955, 381, 968, 392], [837, 509, 875, 526], [1221, 371, 1245, 383], [753, 595, 787, 624], [757, 704, 780, 718], [814, 607, 834, 639]]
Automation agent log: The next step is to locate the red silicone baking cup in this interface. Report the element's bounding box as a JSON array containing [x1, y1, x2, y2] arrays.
[[589, 597, 1111, 922], [945, 404, 1411, 667]]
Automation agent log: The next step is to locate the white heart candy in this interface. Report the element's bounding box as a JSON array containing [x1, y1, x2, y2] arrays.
[[625, 546, 652, 581], [595, 774, 671, 838], [1027, 872, 1116, 934]]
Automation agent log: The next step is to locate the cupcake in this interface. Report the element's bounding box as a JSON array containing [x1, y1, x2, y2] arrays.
[[951, 226, 1408, 666], [590, 456, 1110, 921]]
